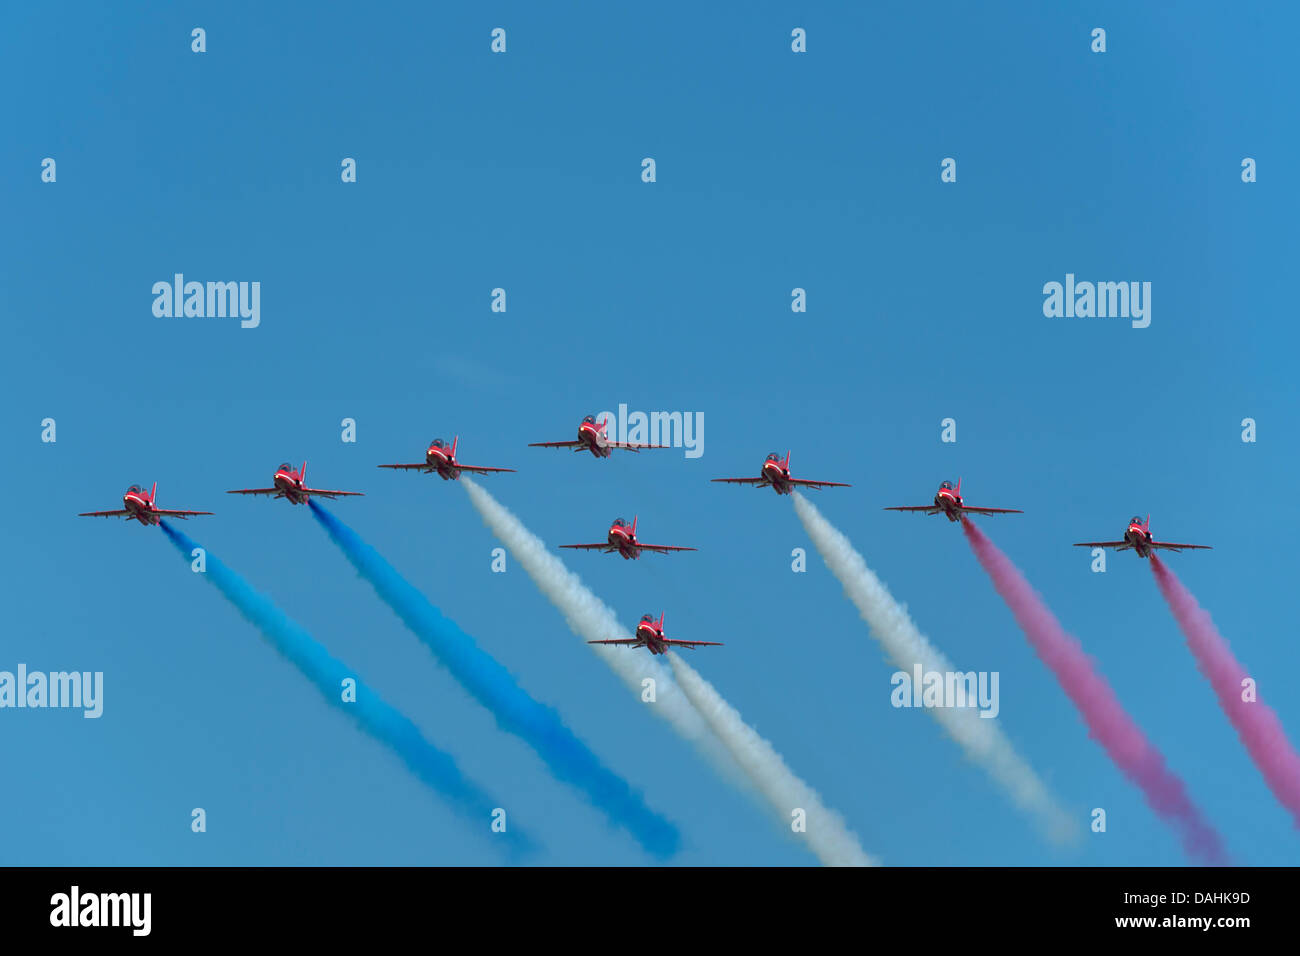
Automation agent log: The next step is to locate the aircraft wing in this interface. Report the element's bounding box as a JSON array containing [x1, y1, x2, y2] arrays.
[[457, 464, 516, 474], [788, 478, 852, 489], [226, 487, 280, 496], [962, 506, 1024, 515], [377, 463, 431, 470], [155, 509, 214, 519], [711, 477, 766, 485], [1072, 541, 1130, 549], [77, 509, 131, 518], [304, 488, 365, 499], [663, 639, 725, 649], [528, 440, 583, 449], [607, 442, 667, 452], [1151, 541, 1213, 552], [883, 505, 940, 514], [585, 638, 642, 646], [558, 543, 612, 551], [637, 544, 698, 553]]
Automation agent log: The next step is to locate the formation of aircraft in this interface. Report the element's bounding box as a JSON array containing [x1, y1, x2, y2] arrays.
[[76, 420, 1215, 659], [559, 516, 696, 560], [377, 437, 515, 481], [227, 462, 365, 505], [587, 612, 724, 655], [78, 482, 213, 526], [1073, 515, 1213, 559], [529, 415, 667, 458], [712, 451, 852, 496], [884, 479, 1023, 522]]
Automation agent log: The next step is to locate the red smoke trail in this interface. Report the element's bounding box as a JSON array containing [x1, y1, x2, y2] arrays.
[[962, 521, 1230, 865], [1151, 556, 1300, 827]]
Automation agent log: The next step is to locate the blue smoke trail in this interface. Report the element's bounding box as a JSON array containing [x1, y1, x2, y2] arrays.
[[308, 501, 680, 858], [159, 522, 532, 858]]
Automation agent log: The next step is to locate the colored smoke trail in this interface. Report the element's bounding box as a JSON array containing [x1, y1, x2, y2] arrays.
[[158, 522, 528, 855], [962, 521, 1230, 864], [791, 493, 1078, 845], [307, 501, 680, 858], [668, 653, 878, 866], [463, 478, 875, 866], [1151, 556, 1300, 828]]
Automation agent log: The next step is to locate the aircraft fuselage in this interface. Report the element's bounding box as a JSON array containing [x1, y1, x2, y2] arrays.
[[935, 487, 963, 521], [578, 421, 610, 457], [425, 446, 461, 480], [635, 624, 666, 654], [1126, 526, 1153, 557], [608, 524, 639, 559], [123, 491, 158, 525], [762, 460, 793, 494], [273, 472, 310, 504]]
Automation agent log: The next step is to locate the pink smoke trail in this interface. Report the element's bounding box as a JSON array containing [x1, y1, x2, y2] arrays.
[[1151, 556, 1300, 827], [963, 520, 1230, 865]]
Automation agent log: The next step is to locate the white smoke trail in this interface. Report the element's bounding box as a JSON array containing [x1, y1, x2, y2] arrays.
[[669, 652, 879, 866], [462, 478, 712, 746], [463, 478, 876, 865], [792, 492, 1078, 845]]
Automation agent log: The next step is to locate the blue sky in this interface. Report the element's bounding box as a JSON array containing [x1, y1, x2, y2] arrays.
[[2, 2, 1297, 865]]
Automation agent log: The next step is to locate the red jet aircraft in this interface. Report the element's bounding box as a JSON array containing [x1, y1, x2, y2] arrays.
[[227, 462, 364, 505], [712, 451, 851, 495], [528, 415, 667, 458], [884, 478, 1023, 522], [587, 612, 723, 655], [1073, 515, 1212, 558], [559, 516, 697, 560], [377, 437, 515, 480], [78, 482, 213, 526]]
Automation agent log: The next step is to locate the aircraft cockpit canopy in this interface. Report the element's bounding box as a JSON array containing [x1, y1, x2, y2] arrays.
[[640, 613, 655, 623], [127, 484, 143, 495], [940, 481, 954, 490], [430, 439, 445, 449], [765, 452, 781, 462], [278, 463, 293, 472], [1130, 516, 1144, 526], [582, 415, 596, 424], [613, 518, 627, 528]]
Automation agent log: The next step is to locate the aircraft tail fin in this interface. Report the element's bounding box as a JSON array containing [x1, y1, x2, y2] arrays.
[[151, 481, 157, 503], [955, 476, 962, 496], [301, 461, 307, 483], [451, 436, 458, 460]]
